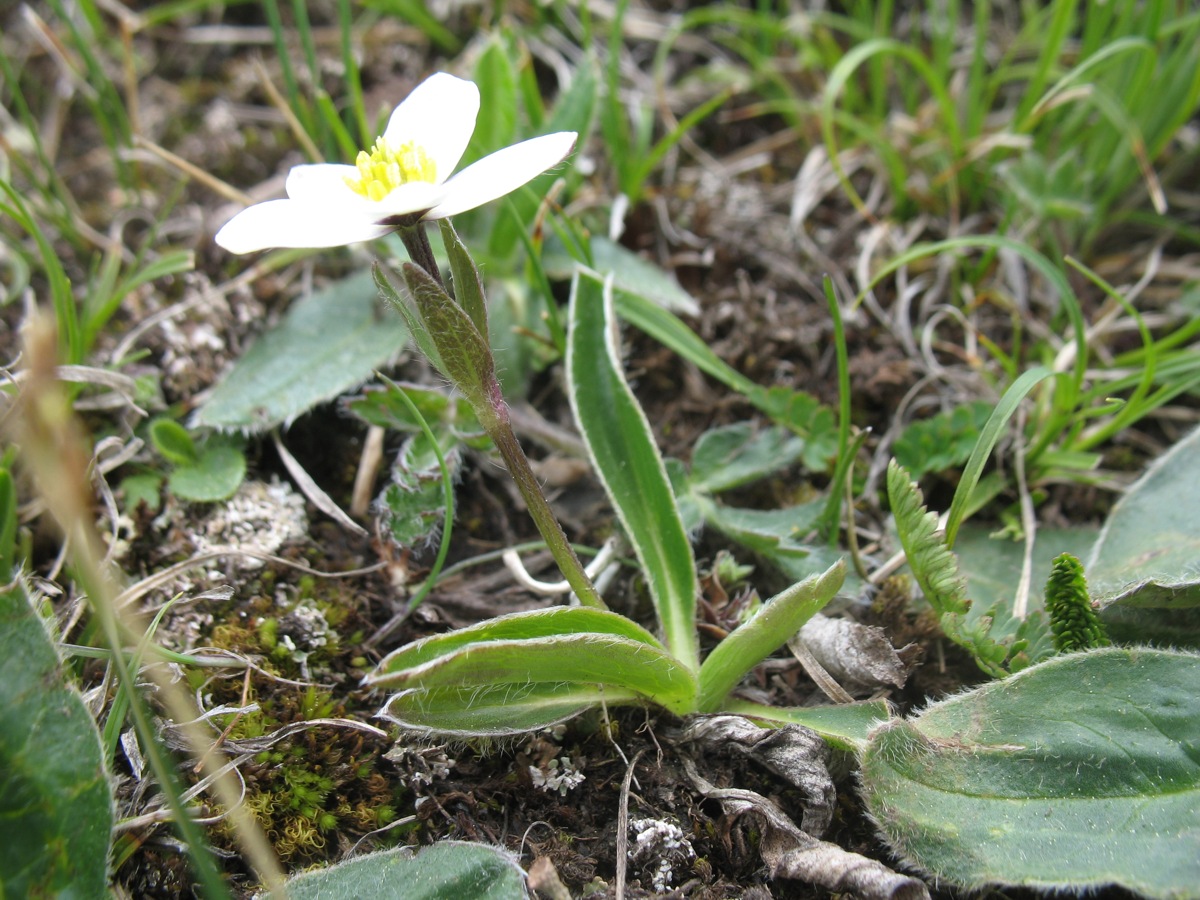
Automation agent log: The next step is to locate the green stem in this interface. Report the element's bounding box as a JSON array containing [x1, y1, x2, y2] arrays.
[[396, 221, 605, 610], [482, 387, 607, 610]]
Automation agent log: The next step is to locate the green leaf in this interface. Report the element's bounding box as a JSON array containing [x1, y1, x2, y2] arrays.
[[148, 418, 198, 466], [861, 648, 1200, 897], [488, 60, 597, 260], [590, 236, 699, 316], [689, 423, 808, 493], [724, 698, 892, 754], [1, 587, 113, 900], [194, 272, 409, 432], [378, 432, 458, 546], [371, 633, 696, 713], [347, 381, 486, 445], [119, 473, 164, 514], [466, 38, 518, 165], [438, 219, 489, 337], [892, 401, 993, 479], [888, 460, 1022, 677], [167, 444, 246, 502], [698, 560, 844, 711], [368, 606, 667, 680], [1088, 423, 1200, 645], [610, 289, 836, 465], [271, 841, 526, 900], [401, 263, 495, 412], [381, 681, 641, 737], [567, 269, 698, 671], [0, 468, 17, 583]]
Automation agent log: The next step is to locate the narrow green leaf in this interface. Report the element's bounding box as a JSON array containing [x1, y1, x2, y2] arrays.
[[437, 219, 489, 337], [273, 841, 525, 900], [381, 682, 641, 737], [567, 269, 699, 671], [488, 60, 597, 260], [1, 587, 113, 899], [861, 648, 1200, 897], [0, 469, 18, 583], [944, 366, 1053, 547], [698, 560, 845, 711], [466, 38, 518, 165], [374, 634, 697, 713], [724, 698, 891, 754], [367, 606, 667, 681], [374, 264, 445, 375]]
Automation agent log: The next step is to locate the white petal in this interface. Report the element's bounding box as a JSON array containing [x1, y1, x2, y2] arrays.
[[374, 181, 450, 217], [285, 163, 362, 202], [424, 132, 577, 220], [214, 200, 390, 254], [383, 72, 479, 183]]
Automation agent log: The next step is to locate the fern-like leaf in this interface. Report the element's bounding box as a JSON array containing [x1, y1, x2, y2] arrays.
[[886, 460, 969, 618], [887, 459, 1012, 677]]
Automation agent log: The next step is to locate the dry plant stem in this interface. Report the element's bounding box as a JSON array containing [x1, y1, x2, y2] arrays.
[[397, 223, 606, 610], [17, 317, 286, 897], [615, 749, 647, 900]]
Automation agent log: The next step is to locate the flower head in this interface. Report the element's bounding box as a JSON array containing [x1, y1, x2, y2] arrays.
[[215, 73, 577, 254]]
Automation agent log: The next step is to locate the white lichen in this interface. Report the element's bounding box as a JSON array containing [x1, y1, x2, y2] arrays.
[[192, 478, 308, 569], [630, 817, 695, 892], [529, 756, 586, 796]]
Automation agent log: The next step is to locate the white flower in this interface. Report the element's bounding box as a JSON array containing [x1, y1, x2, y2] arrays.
[[215, 72, 577, 254]]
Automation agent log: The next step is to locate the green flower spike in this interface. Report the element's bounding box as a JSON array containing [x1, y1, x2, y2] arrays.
[[1045, 552, 1110, 653]]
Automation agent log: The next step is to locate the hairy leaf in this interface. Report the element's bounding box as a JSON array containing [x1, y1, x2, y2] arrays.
[[861, 648, 1200, 897]]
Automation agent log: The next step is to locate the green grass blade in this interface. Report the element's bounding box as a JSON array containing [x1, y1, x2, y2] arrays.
[[944, 366, 1053, 548]]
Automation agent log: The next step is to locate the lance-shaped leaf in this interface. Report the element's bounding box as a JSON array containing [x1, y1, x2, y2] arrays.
[[367, 606, 667, 678], [697, 560, 845, 711], [438, 219, 489, 336], [567, 268, 699, 671], [401, 262, 496, 413], [370, 634, 697, 714], [861, 647, 1200, 897], [380, 682, 644, 737]]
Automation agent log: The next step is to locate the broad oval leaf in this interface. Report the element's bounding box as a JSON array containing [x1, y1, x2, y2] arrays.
[[860, 647, 1200, 897]]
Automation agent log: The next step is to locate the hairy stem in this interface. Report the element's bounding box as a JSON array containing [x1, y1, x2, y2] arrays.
[[481, 384, 607, 610]]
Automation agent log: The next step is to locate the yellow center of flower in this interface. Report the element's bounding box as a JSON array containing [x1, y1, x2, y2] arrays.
[[343, 138, 438, 202]]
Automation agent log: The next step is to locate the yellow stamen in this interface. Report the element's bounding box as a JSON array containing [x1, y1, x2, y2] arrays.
[[343, 138, 437, 200]]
